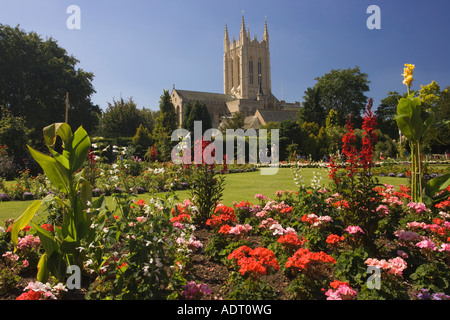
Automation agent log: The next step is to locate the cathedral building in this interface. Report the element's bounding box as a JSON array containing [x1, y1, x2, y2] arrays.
[[171, 16, 300, 129]]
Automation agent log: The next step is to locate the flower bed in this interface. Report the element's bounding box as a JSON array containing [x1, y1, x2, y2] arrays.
[[1, 184, 450, 300]]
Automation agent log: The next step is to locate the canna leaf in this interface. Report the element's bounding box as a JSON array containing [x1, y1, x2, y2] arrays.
[[11, 200, 42, 250], [27, 145, 70, 194]]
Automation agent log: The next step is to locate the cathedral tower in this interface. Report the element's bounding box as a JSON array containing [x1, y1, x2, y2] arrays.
[[223, 16, 271, 100]]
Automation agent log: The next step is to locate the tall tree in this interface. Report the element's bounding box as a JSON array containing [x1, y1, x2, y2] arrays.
[[183, 100, 212, 134], [100, 97, 143, 138], [298, 86, 326, 126], [376, 91, 403, 139], [0, 24, 101, 137], [153, 90, 178, 160], [305, 66, 370, 126], [219, 111, 245, 134]]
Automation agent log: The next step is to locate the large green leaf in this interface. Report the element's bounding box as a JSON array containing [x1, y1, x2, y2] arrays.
[[424, 173, 450, 199], [27, 145, 70, 193], [43, 123, 72, 147], [70, 126, 91, 172], [36, 253, 49, 282], [32, 222, 59, 257], [11, 200, 42, 250]]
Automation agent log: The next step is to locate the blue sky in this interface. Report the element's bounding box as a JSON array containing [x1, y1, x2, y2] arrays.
[[1, 0, 449, 111]]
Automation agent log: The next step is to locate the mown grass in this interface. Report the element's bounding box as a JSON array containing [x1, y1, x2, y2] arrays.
[[0, 168, 407, 227]]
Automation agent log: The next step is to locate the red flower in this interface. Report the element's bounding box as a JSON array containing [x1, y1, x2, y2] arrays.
[[277, 233, 305, 250], [360, 98, 378, 171], [40, 224, 54, 232], [16, 290, 41, 300], [228, 245, 279, 278], [218, 224, 231, 234], [326, 234, 345, 244], [285, 248, 336, 271], [330, 279, 350, 289]]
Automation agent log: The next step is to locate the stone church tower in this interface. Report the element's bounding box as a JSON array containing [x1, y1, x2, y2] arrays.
[[223, 16, 271, 100], [170, 15, 300, 129]]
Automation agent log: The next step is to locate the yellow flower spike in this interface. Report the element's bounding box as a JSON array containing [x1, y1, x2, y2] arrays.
[[402, 63, 415, 92]]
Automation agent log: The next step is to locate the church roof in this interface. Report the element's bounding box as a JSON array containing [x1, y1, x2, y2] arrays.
[[174, 89, 236, 103], [255, 109, 298, 125], [243, 116, 262, 130]]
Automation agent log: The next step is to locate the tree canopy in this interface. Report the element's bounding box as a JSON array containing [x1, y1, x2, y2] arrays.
[[100, 97, 152, 138], [302, 66, 370, 126], [0, 24, 101, 136], [182, 101, 212, 134]]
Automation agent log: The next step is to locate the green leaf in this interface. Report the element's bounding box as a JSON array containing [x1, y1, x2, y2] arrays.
[[49, 148, 70, 170], [32, 222, 59, 256], [27, 145, 70, 194], [60, 235, 77, 253], [424, 173, 450, 198], [43, 123, 72, 147], [11, 200, 42, 250], [70, 126, 91, 172], [37, 253, 49, 283]]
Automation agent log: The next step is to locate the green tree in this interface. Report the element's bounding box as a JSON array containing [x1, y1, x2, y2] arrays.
[[181, 102, 193, 130], [419, 83, 450, 154], [279, 119, 302, 161], [0, 24, 101, 139], [298, 86, 326, 126], [153, 90, 178, 161], [325, 109, 339, 129], [100, 97, 144, 138], [300, 122, 328, 160], [183, 101, 212, 134], [376, 91, 403, 139], [132, 124, 153, 158], [220, 111, 245, 134], [306, 66, 370, 126]]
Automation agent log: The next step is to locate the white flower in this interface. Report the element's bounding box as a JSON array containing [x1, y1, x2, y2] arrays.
[[52, 283, 68, 293], [0, 226, 5, 234]]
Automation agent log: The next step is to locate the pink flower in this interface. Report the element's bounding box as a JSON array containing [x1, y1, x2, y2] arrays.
[[325, 284, 357, 300], [438, 243, 450, 252], [397, 250, 409, 259], [365, 257, 407, 276], [395, 230, 420, 241], [406, 221, 427, 229], [256, 210, 267, 218], [254, 194, 269, 201], [275, 190, 283, 198], [407, 202, 428, 213], [345, 225, 365, 234], [415, 238, 437, 251], [376, 205, 390, 215]]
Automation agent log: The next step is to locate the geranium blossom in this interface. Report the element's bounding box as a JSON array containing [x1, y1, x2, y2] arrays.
[[365, 257, 407, 276], [325, 280, 357, 300], [407, 202, 428, 214], [228, 246, 279, 278], [415, 238, 437, 251], [345, 225, 365, 234], [285, 248, 336, 271], [277, 233, 306, 249]]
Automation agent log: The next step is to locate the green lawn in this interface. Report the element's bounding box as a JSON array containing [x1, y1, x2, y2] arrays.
[[0, 168, 407, 227]]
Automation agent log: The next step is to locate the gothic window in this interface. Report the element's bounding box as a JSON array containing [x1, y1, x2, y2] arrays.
[[230, 59, 234, 88], [237, 57, 240, 86], [257, 60, 262, 85], [249, 59, 253, 85]]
